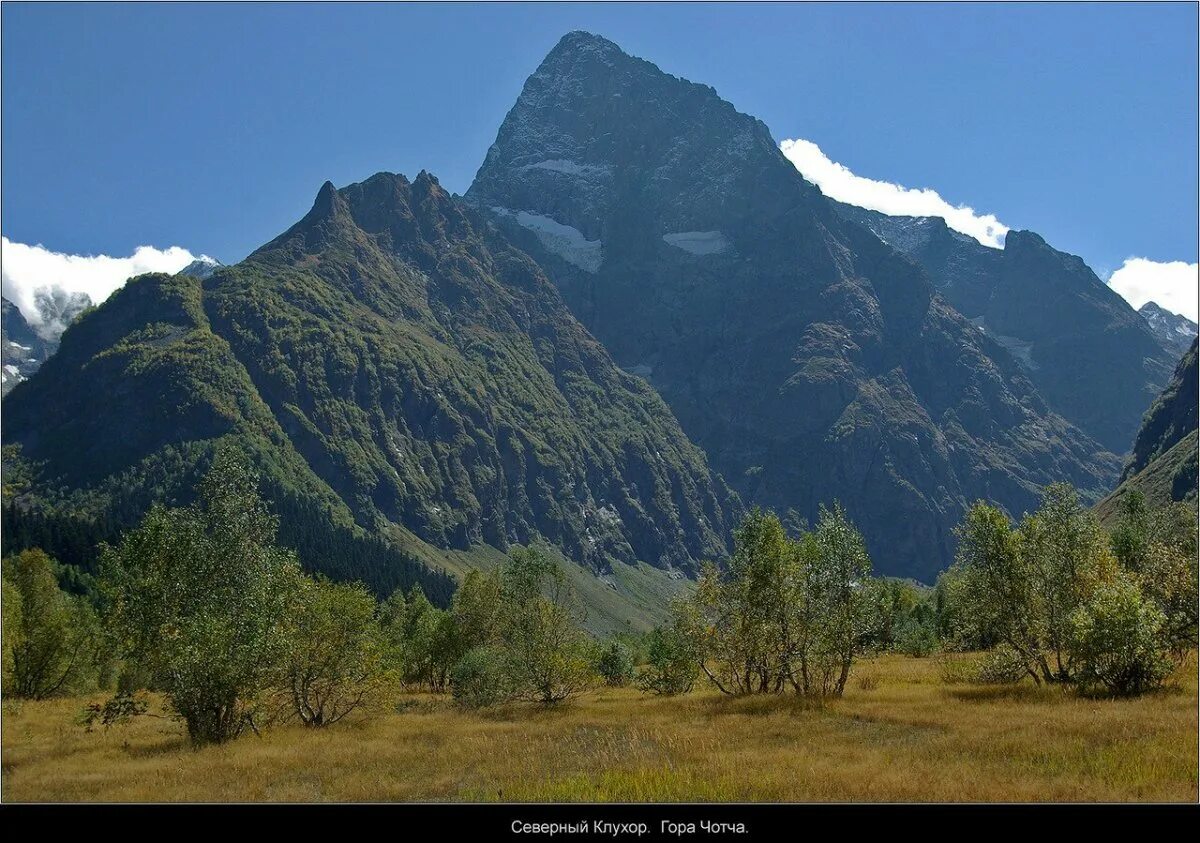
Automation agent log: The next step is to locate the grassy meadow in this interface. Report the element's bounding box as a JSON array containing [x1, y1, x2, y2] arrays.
[[3, 652, 1196, 803]]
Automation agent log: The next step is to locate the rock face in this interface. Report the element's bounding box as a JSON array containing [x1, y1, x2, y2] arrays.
[[1139, 301, 1197, 358], [1097, 338, 1198, 520], [831, 203, 1177, 454], [468, 31, 1119, 581], [2, 170, 735, 576]]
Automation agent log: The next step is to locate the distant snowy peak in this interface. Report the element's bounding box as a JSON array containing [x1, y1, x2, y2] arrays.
[[178, 256, 223, 279], [1140, 301, 1198, 357], [1, 296, 53, 396]]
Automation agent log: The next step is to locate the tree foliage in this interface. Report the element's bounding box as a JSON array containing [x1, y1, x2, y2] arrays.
[[636, 619, 698, 696], [2, 548, 102, 698], [1069, 571, 1174, 696]]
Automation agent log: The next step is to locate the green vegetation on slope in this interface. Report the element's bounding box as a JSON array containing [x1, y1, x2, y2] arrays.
[[1097, 338, 1198, 523], [1, 170, 738, 627]]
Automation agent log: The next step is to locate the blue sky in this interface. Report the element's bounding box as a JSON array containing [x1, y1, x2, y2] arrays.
[[2, 3, 1197, 315]]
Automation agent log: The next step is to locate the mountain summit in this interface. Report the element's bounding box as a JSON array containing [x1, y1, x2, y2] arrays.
[[469, 31, 1119, 580]]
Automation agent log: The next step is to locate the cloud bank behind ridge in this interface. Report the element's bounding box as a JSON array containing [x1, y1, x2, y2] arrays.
[[1107, 258, 1199, 323], [779, 138, 1010, 248], [779, 138, 1197, 321], [1, 237, 206, 337]]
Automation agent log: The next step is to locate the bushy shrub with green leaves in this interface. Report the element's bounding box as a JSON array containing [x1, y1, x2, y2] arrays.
[[498, 547, 595, 704], [451, 646, 514, 708], [279, 577, 391, 727], [684, 505, 874, 698], [893, 615, 938, 658], [100, 449, 303, 745], [637, 622, 698, 696], [1069, 573, 1174, 696], [976, 643, 1029, 684], [594, 640, 635, 687]]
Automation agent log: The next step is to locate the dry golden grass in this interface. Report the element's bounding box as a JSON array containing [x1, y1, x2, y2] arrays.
[[3, 653, 1196, 803]]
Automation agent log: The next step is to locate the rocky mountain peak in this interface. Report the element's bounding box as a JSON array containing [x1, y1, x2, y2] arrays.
[[468, 31, 795, 249]]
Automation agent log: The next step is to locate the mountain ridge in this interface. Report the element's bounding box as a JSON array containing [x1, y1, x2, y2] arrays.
[[829, 202, 1177, 453]]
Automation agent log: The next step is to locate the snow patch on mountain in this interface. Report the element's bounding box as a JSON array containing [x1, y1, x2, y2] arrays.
[[520, 159, 612, 179], [491, 207, 603, 272]]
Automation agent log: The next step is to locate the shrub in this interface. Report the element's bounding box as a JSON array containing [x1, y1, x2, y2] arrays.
[[935, 652, 980, 685], [594, 640, 635, 687], [637, 624, 697, 696], [894, 615, 938, 658], [451, 646, 513, 708], [686, 505, 873, 698], [1069, 573, 1174, 696], [498, 547, 594, 704], [945, 486, 1116, 685], [977, 644, 1029, 684]]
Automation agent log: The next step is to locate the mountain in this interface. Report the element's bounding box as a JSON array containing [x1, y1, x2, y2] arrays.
[[1, 292, 91, 397], [1, 170, 736, 629], [1139, 301, 1197, 358], [1096, 338, 1198, 520], [467, 31, 1120, 581], [830, 204, 1177, 454]]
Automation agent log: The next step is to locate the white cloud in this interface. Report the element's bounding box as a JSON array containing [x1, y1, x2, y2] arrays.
[[1106, 257, 1198, 322], [779, 138, 1010, 248], [1, 237, 206, 338]]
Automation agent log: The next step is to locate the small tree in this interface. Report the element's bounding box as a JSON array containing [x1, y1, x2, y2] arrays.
[[1017, 483, 1115, 681], [690, 508, 799, 695], [1, 576, 21, 691], [1069, 571, 1174, 696], [2, 549, 100, 699], [449, 569, 504, 655], [498, 546, 593, 704], [279, 577, 390, 727], [942, 490, 1113, 685], [100, 449, 301, 745], [685, 505, 873, 698], [793, 504, 873, 697], [594, 640, 635, 687]]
